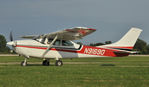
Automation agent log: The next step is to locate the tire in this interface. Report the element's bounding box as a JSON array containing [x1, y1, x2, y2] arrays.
[[55, 60, 63, 66], [42, 60, 49, 66], [21, 61, 27, 66]]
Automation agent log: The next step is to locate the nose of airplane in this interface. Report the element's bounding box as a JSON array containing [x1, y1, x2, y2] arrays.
[[7, 41, 15, 46]]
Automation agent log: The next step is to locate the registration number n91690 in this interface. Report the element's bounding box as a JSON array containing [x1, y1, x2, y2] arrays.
[[84, 48, 105, 55]]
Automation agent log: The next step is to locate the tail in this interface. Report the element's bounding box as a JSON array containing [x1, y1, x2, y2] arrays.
[[102, 27, 142, 50]]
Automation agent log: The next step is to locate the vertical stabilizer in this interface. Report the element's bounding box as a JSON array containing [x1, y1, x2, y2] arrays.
[[102, 27, 142, 49]]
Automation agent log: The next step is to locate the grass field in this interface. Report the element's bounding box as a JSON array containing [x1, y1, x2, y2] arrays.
[[0, 56, 149, 87]]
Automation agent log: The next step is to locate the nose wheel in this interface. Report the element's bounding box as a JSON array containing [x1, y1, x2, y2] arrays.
[[21, 58, 27, 66]]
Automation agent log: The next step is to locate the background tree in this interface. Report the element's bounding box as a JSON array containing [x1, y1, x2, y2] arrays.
[[90, 42, 105, 46], [0, 34, 10, 53], [147, 45, 149, 54], [105, 41, 112, 44], [89, 41, 112, 46], [134, 39, 148, 54], [76, 42, 83, 45]]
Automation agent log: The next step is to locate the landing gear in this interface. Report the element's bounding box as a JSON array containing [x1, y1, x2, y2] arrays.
[[21, 58, 27, 66], [42, 60, 50, 66], [55, 60, 63, 66]]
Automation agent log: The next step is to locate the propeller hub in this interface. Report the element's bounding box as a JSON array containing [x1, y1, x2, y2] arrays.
[[7, 41, 16, 46]]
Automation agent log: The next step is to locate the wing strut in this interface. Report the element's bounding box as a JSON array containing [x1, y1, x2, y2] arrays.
[[42, 35, 58, 58]]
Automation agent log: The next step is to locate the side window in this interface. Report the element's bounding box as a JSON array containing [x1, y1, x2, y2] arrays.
[[47, 39, 60, 46], [47, 39, 73, 46], [54, 40, 60, 46], [62, 40, 73, 46]]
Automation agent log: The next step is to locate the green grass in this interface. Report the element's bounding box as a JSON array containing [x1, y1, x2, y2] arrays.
[[0, 56, 149, 87]]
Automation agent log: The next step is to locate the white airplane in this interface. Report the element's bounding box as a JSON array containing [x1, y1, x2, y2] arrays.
[[7, 27, 142, 66]]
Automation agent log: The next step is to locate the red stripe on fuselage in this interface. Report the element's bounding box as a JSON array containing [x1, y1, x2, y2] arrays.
[[16, 45, 129, 57]]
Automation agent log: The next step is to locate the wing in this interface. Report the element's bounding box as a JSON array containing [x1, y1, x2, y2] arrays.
[[21, 35, 39, 39], [21, 27, 96, 40]]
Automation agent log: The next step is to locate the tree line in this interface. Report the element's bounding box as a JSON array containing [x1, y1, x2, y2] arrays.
[[0, 34, 149, 54]]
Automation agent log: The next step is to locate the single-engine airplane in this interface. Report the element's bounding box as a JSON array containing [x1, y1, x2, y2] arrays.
[[7, 27, 142, 66]]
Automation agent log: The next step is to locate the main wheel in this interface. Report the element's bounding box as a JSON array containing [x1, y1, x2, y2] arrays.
[[21, 61, 27, 66], [42, 60, 49, 66], [55, 60, 63, 66]]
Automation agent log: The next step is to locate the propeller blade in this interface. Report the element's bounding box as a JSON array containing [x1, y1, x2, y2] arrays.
[[10, 31, 13, 41]]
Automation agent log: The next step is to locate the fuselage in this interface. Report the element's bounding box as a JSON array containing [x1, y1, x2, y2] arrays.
[[11, 39, 129, 59]]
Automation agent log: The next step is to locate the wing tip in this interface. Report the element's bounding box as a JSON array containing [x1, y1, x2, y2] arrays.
[[87, 28, 96, 31]]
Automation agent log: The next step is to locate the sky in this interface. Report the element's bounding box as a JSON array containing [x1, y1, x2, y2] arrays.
[[0, 0, 149, 44]]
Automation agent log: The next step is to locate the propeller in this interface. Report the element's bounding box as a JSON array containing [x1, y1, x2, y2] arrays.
[[7, 31, 17, 52]]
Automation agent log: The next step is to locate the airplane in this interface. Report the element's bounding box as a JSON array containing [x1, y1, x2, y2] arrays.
[[7, 27, 142, 66]]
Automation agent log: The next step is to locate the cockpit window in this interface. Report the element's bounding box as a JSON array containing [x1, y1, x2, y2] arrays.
[[48, 39, 60, 46], [46, 39, 73, 46], [54, 40, 60, 46], [62, 40, 73, 46]]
